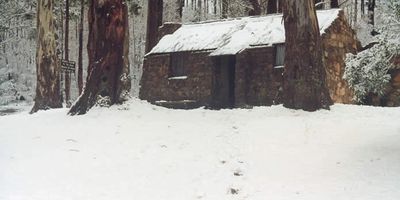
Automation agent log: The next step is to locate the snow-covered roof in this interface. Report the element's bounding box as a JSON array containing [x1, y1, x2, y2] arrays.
[[148, 9, 341, 56]]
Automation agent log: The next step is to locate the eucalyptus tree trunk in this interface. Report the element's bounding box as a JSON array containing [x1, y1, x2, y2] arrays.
[[31, 0, 62, 113], [146, 0, 163, 53], [78, 0, 84, 94], [69, 0, 131, 115], [281, 0, 332, 111], [64, 0, 71, 107]]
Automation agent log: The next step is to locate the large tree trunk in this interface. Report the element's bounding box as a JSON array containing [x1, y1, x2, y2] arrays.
[[31, 0, 62, 113], [119, 3, 131, 101], [249, 0, 261, 16], [281, 0, 332, 111], [69, 0, 131, 115], [145, 0, 163, 53], [78, 0, 84, 95], [64, 0, 71, 107]]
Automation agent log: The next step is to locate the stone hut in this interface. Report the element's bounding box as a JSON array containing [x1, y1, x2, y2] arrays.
[[140, 9, 359, 109]]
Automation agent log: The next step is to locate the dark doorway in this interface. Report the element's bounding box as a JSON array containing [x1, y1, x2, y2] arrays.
[[211, 55, 236, 109]]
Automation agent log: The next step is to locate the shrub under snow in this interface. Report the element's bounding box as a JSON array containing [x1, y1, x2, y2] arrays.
[[344, 0, 400, 103]]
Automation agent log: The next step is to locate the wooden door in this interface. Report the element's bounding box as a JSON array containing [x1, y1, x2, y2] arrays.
[[212, 55, 236, 109]]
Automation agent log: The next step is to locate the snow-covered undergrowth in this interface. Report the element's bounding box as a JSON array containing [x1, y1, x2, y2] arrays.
[[1, 100, 400, 200], [344, 0, 400, 103]]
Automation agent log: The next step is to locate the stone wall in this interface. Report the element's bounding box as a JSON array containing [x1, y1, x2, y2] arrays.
[[139, 51, 213, 107], [386, 69, 400, 106], [235, 46, 282, 107], [321, 10, 359, 104], [385, 56, 400, 106]]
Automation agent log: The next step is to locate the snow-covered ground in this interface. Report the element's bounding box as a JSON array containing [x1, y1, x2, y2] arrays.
[[1, 100, 400, 200]]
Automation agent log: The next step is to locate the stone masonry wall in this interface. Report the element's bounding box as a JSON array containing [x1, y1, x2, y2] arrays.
[[386, 69, 400, 106], [386, 56, 400, 106], [321, 10, 359, 104], [235, 46, 282, 107], [139, 52, 213, 106]]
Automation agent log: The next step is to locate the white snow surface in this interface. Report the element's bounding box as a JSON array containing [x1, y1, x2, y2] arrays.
[[149, 9, 341, 56], [1, 99, 400, 200]]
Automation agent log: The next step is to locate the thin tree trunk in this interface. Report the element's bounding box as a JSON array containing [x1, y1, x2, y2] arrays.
[[145, 0, 163, 53], [60, 0, 64, 102], [361, 0, 365, 15], [78, 0, 84, 94], [178, 0, 184, 18], [221, 0, 228, 18], [31, 0, 62, 113], [69, 0, 130, 115], [281, 0, 332, 111], [354, 0, 357, 24], [197, 0, 202, 19], [367, 0, 375, 26], [65, 0, 71, 107], [214, 0, 217, 14]]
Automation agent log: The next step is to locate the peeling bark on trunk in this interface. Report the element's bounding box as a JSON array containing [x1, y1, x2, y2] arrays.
[[69, 0, 131, 115], [31, 0, 62, 113], [118, 3, 131, 101], [282, 0, 332, 111]]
